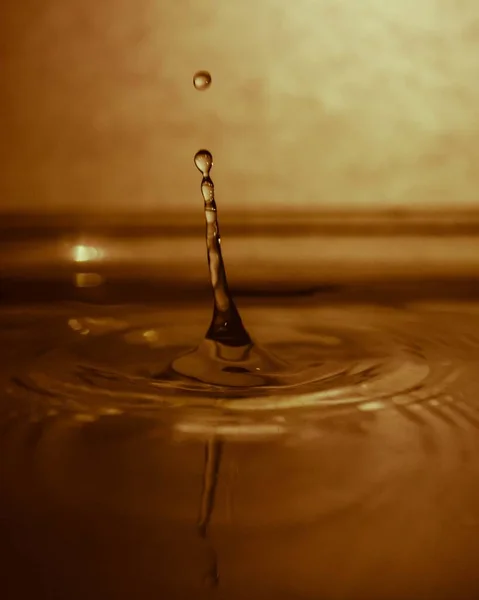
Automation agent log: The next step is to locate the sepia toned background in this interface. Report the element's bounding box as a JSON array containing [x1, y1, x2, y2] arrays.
[[1, 0, 479, 216]]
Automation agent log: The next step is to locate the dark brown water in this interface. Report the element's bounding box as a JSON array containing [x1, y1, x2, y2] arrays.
[[1, 291, 479, 599]]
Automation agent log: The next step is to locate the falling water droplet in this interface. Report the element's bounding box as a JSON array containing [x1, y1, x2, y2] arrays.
[[193, 71, 212, 91]]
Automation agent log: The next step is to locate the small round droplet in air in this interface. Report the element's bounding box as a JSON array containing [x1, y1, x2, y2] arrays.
[[194, 149, 213, 177], [193, 71, 212, 91]]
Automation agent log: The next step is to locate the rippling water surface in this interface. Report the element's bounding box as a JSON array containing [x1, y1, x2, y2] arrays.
[[1, 286, 479, 600]]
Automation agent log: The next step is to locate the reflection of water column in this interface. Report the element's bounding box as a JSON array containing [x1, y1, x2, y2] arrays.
[[197, 437, 223, 586]]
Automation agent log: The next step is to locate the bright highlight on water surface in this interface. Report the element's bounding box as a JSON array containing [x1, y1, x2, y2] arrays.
[[72, 245, 101, 263]]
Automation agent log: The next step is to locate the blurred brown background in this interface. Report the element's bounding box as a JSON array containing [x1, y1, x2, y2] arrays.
[[1, 0, 479, 215]]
